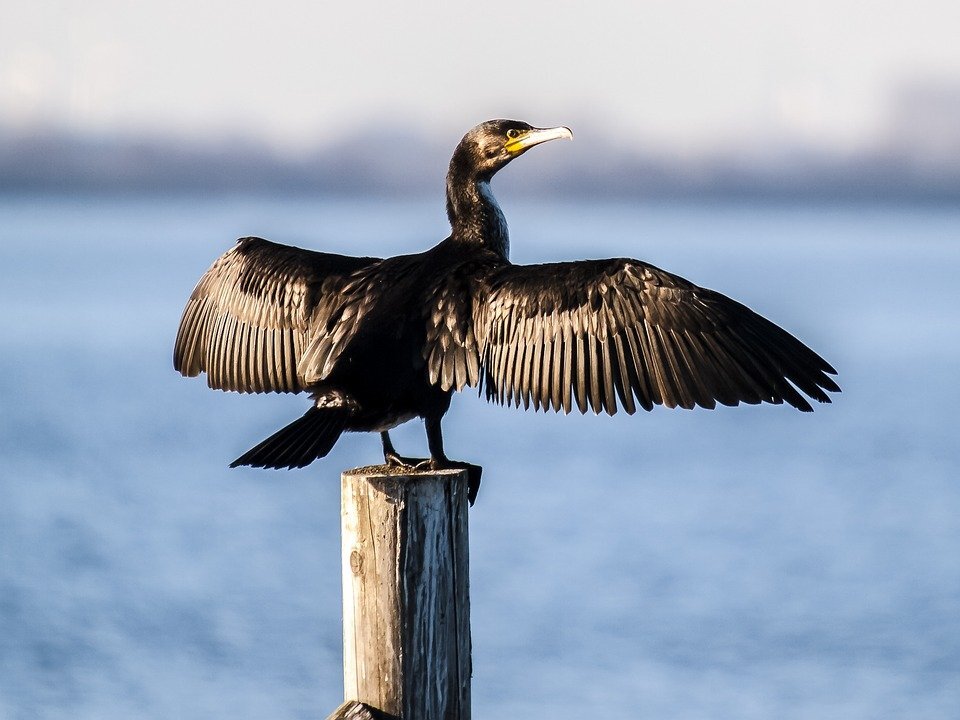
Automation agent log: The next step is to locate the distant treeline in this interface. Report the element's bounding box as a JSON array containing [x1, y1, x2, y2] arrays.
[[2, 127, 959, 203]]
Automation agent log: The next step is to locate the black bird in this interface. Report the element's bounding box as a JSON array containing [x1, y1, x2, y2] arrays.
[[174, 119, 839, 501]]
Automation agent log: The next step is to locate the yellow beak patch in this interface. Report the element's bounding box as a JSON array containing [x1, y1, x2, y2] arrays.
[[505, 126, 574, 155]]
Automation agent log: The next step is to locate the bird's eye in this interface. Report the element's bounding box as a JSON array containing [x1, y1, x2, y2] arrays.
[[506, 129, 520, 140]]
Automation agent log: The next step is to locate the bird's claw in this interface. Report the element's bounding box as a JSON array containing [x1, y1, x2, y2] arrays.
[[384, 451, 429, 468]]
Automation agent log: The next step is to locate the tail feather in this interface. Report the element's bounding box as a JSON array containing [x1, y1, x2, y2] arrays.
[[231, 407, 347, 469]]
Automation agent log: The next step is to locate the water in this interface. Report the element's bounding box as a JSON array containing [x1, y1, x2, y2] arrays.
[[1, 195, 958, 719]]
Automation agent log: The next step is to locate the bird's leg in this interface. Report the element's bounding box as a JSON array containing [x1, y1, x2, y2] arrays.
[[421, 416, 482, 506], [424, 415, 448, 465], [381, 431, 427, 468], [381, 430, 399, 462]]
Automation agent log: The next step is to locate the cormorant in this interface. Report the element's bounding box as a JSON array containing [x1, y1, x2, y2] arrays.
[[174, 119, 839, 502]]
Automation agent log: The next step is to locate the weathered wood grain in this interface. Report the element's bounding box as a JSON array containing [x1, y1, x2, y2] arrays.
[[340, 466, 471, 719]]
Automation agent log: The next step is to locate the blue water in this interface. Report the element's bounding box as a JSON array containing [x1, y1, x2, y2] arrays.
[[1, 195, 958, 719]]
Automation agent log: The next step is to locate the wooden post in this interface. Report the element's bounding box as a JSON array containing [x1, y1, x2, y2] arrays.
[[334, 466, 471, 720]]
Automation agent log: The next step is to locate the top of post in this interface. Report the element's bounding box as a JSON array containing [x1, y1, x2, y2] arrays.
[[342, 463, 481, 505], [342, 464, 469, 479]]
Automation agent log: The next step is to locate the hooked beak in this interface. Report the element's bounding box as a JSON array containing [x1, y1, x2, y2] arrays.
[[504, 125, 574, 155]]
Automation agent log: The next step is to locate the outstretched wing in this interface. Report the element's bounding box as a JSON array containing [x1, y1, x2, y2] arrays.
[[469, 259, 839, 415], [174, 237, 378, 393]]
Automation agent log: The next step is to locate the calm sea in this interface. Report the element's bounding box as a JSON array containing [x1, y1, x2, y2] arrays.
[[1, 195, 958, 719]]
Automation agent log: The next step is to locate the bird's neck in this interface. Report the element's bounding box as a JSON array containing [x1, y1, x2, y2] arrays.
[[445, 174, 510, 259]]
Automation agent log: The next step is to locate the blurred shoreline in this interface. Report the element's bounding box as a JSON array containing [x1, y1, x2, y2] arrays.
[[3, 113, 959, 206]]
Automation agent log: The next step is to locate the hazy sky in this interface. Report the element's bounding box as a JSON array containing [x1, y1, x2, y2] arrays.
[[3, 1, 959, 151]]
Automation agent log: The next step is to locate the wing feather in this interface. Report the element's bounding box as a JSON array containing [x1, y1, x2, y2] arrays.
[[526, 337, 539, 410], [561, 324, 574, 413], [635, 322, 668, 407], [623, 325, 654, 411], [611, 333, 636, 414], [600, 336, 616, 414]]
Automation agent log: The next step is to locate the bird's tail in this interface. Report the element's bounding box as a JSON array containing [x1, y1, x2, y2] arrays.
[[231, 407, 347, 469]]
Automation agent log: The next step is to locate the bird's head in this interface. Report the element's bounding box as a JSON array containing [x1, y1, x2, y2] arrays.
[[450, 119, 573, 181]]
